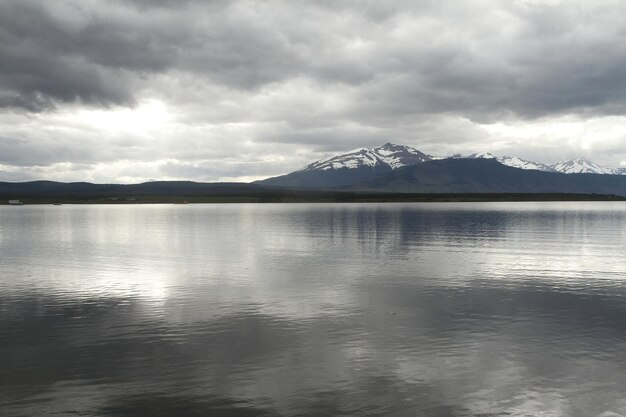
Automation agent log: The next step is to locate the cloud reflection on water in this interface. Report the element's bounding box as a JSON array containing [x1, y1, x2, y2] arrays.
[[2, 202, 626, 416]]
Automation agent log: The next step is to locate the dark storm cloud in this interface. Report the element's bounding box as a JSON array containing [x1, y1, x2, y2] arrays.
[[0, 0, 170, 109], [0, 0, 302, 110], [2, 0, 626, 118]]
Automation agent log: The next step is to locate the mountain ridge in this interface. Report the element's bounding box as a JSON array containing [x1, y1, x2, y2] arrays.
[[347, 158, 626, 195], [4, 144, 626, 198], [258, 143, 626, 189], [291, 143, 624, 176], [468, 153, 624, 175]]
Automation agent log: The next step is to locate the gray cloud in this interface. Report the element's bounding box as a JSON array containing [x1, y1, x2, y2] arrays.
[[1, 0, 626, 181], [3, 0, 626, 116]]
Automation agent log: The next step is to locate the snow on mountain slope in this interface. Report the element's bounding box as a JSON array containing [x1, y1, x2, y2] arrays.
[[300, 143, 432, 172], [550, 158, 618, 175], [496, 156, 555, 172], [468, 153, 626, 175], [467, 152, 555, 172], [467, 152, 497, 159]]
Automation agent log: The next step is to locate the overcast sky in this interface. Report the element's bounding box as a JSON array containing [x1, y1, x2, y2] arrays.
[[2, 0, 626, 183]]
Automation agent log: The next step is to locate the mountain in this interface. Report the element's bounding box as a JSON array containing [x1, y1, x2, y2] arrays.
[[466, 152, 556, 172], [260, 143, 626, 189], [304, 142, 432, 170], [550, 158, 620, 175], [4, 159, 626, 201], [348, 158, 626, 195], [258, 143, 432, 188], [499, 156, 556, 172], [458, 152, 626, 175]]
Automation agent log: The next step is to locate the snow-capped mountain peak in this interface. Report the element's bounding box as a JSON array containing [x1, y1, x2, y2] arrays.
[[467, 152, 497, 159], [550, 158, 617, 175], [300, 143, 432, 172]]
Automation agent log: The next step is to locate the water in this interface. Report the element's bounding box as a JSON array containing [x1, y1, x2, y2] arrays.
[[1, 202, 626, 416]]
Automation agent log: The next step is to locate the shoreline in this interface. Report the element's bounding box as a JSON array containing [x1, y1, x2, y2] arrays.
[[2, 193, 626, 205]]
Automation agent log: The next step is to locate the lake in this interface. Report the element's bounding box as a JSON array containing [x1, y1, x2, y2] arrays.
[[1, 202, 626, 416]]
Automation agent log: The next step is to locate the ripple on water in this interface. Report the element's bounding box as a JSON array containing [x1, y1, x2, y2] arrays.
[[2, 202, 626, 416]]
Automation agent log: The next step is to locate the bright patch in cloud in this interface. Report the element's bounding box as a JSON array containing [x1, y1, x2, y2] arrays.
[[76, 100, 172, 135]]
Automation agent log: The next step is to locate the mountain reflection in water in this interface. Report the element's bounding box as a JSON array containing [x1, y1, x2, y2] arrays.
[[1, 202, 626, 416]]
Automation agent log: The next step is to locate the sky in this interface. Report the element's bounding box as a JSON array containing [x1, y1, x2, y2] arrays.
[[1, 0, 626, 183]]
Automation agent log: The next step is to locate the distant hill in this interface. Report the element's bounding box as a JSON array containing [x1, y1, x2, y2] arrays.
[[348, 158, 626, 195], [0, 181, 265, 198], [1, 176, 625, 203], [0, 181, 287, 203]]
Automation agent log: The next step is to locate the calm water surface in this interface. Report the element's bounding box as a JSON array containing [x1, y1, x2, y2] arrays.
[[1, 202, 626, 416]]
